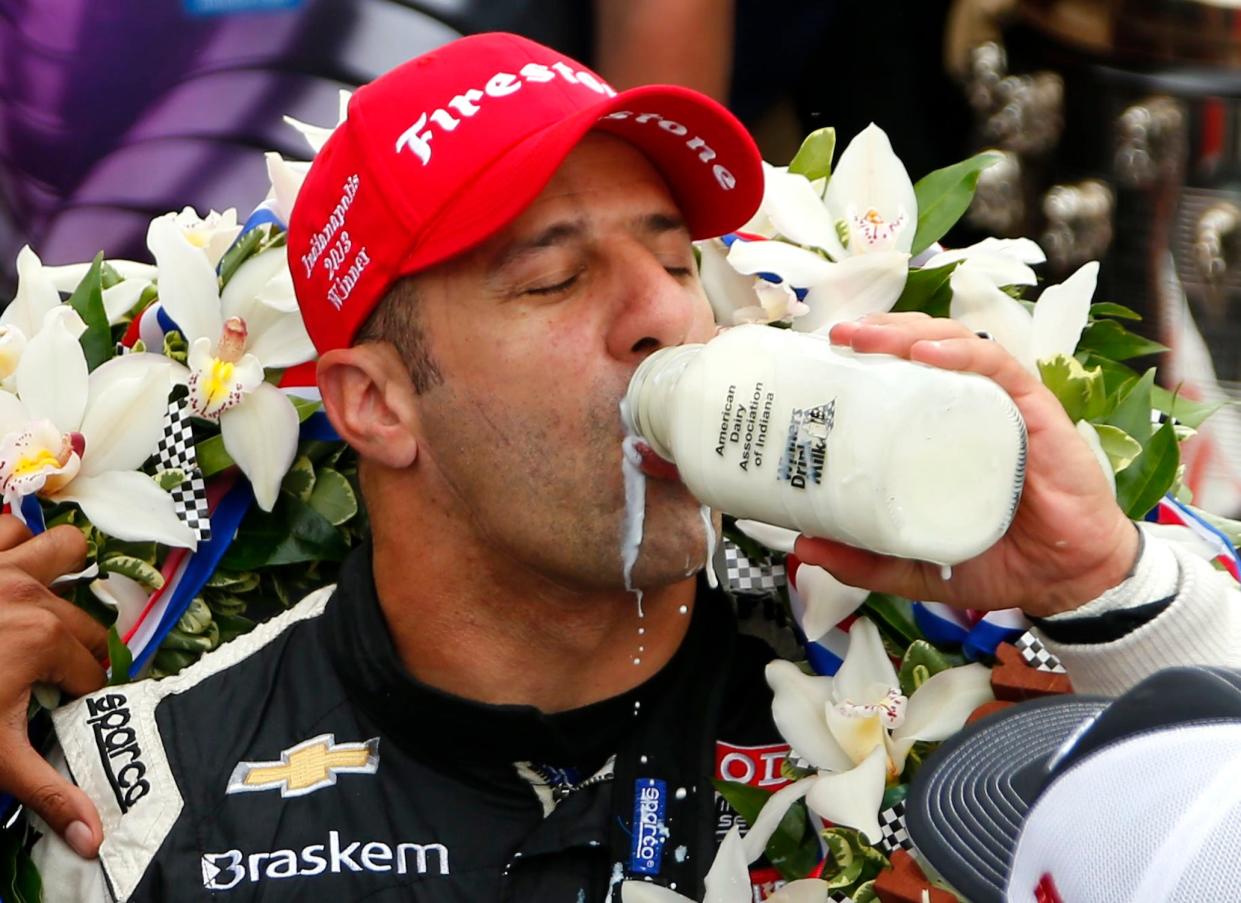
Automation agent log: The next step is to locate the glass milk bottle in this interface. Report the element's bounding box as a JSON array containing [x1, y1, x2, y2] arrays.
[[622, 325, 1027, 566]]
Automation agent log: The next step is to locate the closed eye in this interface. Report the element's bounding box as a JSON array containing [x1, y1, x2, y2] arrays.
[[526, 273, 581, 295]]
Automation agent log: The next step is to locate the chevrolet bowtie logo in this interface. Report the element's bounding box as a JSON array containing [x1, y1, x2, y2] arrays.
[[226, 734, 380, 798]]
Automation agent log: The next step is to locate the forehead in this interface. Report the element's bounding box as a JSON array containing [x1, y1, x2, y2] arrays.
[[487, 133, 683, 240]]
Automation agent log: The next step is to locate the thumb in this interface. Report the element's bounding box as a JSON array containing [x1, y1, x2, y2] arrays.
[[1, 746, 102, 858]]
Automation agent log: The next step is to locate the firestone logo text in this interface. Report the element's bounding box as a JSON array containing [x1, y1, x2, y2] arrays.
[[201, 830, 449, 890], [395, 61, 616, 165]]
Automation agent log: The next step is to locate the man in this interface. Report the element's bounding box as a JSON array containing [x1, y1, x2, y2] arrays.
[[2, 31, 1239, 902]]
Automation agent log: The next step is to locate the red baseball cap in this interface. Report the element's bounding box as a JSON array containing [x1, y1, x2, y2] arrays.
[[288, 32, 764, 353]]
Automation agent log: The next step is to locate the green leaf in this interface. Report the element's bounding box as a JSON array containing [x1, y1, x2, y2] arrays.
[[891, 263, 957, 318], [1091, 424, 1143, 474], [1076, 319, 1167, 361], [102, 554, 164, 591], [107, 626, 133, 685], [1115, 420, 1180, 519], [1038, 354, 1109, 422], [196, 434, 234, 477], [99, 261, 124, 290], [788, 127, 837, 182], [308, 466, 358, 526], [910, 152, 1000, 256], [155, 468, 187, 491], [898, 640, 953, 697], [712, 780, 821, 881], [66, 252, 114, 371], [1080, 354, 1140, 404], [292, 395, 322, 422], [281, 455, 316, 502], [1089, 301, 1142, 321], [206, 570, 261, 592], [1103, 368, 1155, 445], [151, 647, 198, 677], [162, 328, 188, 365], [177, 597, 214, 635], [220, 494, 350, 570], [217, 225, 265, 286], [861, 593, 923, 649], [1151, 385, 1227, 429]]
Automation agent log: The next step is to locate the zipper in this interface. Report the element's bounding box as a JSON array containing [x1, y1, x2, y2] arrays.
[[527, 762, 615, 801]]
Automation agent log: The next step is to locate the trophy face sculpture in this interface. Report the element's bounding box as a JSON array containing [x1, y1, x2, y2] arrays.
[[956, 0, 1241, 512]]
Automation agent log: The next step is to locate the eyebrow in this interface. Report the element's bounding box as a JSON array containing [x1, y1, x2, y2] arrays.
[[492, 210, 690, 271]]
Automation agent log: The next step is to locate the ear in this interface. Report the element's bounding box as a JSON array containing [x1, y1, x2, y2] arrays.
[[317, 343, 419, 468]]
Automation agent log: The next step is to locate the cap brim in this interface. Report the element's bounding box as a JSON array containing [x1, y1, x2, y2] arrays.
[[398, 83, 763, 277], [905, 695, 1109, 902]]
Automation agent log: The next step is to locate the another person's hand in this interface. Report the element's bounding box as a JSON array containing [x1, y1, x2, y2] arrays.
[[795, 313, 1139, 618], [0, 518, 106, 857]]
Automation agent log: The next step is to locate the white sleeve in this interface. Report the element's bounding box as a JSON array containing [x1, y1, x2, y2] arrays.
[[29, 749, 113, 903], [1036, 533, 1241, 696]]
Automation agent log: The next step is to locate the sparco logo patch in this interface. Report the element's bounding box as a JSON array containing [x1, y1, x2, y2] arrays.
[[201, 830, 449, 890], [86, 693, 150, 812], [226, 734, 379, 798], [629, 778, 667, 876]]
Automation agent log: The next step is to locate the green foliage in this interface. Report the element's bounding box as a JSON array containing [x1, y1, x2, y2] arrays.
[[712, 779, 822, 881], [1115, 420, 1180, 520], [892, 263, 957, 318], [1089, 301, 1141, 321], [66, 252, 114, 371], [1076, 319, 1167, 361], [162, 329, 188, 365], [1151, 386, 1227, 429], [820, 827, 889, 893], [1092, 425, 1142, 474], [898, 640, 953, 697], [0, 821, 41, 903], [1038, 354, 1108, 422], [910, 153, 999, 256], [788, 127, 837, 182], [107, 626, 133, 686], [861, 594, 923, 650], [308, 467, 358, 526], [102, 554, 164, 591]]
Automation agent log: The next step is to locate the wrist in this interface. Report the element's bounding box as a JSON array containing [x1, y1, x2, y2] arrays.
[[1023, 519, 1143, 618]]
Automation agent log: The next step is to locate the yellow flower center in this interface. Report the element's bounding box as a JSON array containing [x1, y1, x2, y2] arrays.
[[201, 359, 237, 411], [11, 447, 63, 479]]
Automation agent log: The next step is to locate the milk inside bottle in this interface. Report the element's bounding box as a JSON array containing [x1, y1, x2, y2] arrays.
[[622, 325, 1026, 566]]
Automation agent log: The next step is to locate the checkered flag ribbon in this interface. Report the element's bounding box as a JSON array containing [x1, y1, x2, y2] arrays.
[[1015, 631, 1066, 673], [722, 538, 786, 594], [877, 800, 914, 854], [828, 893, 856, 903], [156, 396, 211, 542]]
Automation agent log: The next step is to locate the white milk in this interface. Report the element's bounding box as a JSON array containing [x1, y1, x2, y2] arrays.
[[622, 325, 1026, 566]]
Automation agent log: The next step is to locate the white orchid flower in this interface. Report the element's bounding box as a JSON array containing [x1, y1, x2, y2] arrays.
[[90, 572, 152, 637], [41, 256, 158, 326], [762, 618, 992, 842], [949, 260, 1098, 374], [147, 214, 314, 511], [621, 827, 828, 903], [38, 208, 238, 327], [719, 125, 915, 334], [734, 519, 869, 640], [172, 207, 242, 267], [266, 92, 350, 224], [725, 239, 908, 335], [283, 89, 351, 155], [0, 306, 194, 547], [924, 237, 1046, 289], [698, 240, 809, 327]]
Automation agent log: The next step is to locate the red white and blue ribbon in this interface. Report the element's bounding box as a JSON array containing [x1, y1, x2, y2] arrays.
[[1147, 495, 1241, 581]]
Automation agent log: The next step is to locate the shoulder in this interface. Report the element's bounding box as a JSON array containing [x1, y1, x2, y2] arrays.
[[49, 584, 338, 902]]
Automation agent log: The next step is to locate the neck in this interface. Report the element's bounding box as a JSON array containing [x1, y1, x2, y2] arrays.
[[368, 482, 697, 715]]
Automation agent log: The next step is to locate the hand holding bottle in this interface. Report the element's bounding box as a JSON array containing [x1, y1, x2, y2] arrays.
[[795, 312, 1139, 618]]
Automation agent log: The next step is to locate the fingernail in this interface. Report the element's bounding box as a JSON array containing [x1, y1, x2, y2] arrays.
[[66, 820, 95, 858]]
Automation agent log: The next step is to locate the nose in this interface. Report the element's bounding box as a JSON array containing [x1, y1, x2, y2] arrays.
[[604, 244, 707, 364]]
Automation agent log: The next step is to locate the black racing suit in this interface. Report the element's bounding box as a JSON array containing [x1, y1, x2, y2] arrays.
[[36, 546, 796, 901]]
